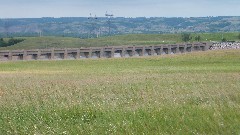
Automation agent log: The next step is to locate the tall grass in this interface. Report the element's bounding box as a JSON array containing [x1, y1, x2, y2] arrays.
[[0, 50, 240, 134]]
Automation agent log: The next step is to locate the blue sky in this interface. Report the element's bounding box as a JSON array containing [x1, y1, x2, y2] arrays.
[[0, 0, 240, 18]]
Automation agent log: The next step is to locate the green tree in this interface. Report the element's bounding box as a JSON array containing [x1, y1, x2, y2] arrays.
[[238, 33, 240, 39], [0, 38, 6, 47], [181, 33, 192, 42], [195, 35, 201, 42], [8, 38, 16, 45]]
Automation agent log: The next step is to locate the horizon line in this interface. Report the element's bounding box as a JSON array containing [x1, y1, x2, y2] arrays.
[[1, 15, 239, 19]]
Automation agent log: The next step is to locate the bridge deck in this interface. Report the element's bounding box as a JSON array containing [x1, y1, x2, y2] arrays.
[[0, 43, 210, 61]]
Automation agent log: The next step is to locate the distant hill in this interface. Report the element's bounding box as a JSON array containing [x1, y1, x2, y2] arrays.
[[0, 16, 240, 38]]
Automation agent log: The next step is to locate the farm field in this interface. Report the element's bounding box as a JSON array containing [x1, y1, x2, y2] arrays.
[[0, 32, 239, 50], [0, 49, 240, 134]]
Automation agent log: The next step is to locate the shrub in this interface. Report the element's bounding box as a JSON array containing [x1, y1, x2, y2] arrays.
[[181, 33, 192, 42], [221, 38, 227, 42]]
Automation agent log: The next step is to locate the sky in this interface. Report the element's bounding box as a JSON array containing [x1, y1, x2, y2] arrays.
[[0, 0, 240, 18]]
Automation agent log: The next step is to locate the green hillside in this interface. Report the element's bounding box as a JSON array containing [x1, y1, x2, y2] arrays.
[[1, 16, 240, 36], [0, 32, 239, 50], [1, 50, 240, 134]]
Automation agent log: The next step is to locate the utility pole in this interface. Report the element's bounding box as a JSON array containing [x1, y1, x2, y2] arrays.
[[97, 28, 102, 38], [39, 31, 43, 37]]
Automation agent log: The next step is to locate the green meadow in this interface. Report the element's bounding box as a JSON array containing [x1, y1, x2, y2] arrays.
[[0, 32, 239, 50], [0, 49, 240, 134]]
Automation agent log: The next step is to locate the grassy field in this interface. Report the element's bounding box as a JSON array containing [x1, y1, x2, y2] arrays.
[[0, 49, 240, 134], [0, 32, 239, 50]]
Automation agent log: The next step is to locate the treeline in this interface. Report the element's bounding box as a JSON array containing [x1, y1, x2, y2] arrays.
[[0, 38, 25, 47]]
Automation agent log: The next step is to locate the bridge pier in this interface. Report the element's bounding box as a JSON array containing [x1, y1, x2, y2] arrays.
[[111, 47, 115, 58], [184, 45, 187, 53], [203, 43, 210, 51], [23, 50, 27, 60], [191, 44, 194, 52], [122, 47, 126, 57], [51, 48, 55, 60], [100, 48, 104, 58], [89, 48, 92, 58], [64, 48, 68, 59], [8, 51, 12, 60], [142, 46, 145, 56], [159, 47, 163, 55], [76, 49, 80, 59], [151, 46, 154, 55], [132, 46, 136, 56], [37, 49, 41, 60], [176, 45, 180, 53], [168, 46, 172, 54]]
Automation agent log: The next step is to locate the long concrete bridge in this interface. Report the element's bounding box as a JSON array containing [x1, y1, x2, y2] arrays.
[[0, 43, 210, 61]]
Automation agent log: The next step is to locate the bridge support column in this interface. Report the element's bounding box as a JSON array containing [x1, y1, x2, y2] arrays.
[[64, 48, 68, 59], [76, 49, 80, 59], [111, 47, 115, 58], [100, 48, 104, 58], [51, 48, 55, 60], [160, 47, 163, 55], [176, 45, 180, 54], [132, 46, 136, 56], [37, 49, 41, 60], [205, 43, 210, 51], [122, 47, 125, 57], [168, 45, 171, 54], [151, 46, 155, 55], [204, 45, 208, 51], [184, 45, 187, 53], [142, 46, 145, 56], [191, 44, 194, 52], [89, 48, 92, 58], [23, 50, 27, 60], [8, 51, 12, 60]]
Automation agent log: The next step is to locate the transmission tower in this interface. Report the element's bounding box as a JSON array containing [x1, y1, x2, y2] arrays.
[[4, 19, 10, 38], [88, 13, 98, 38], [105, 11, 114, 36]]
